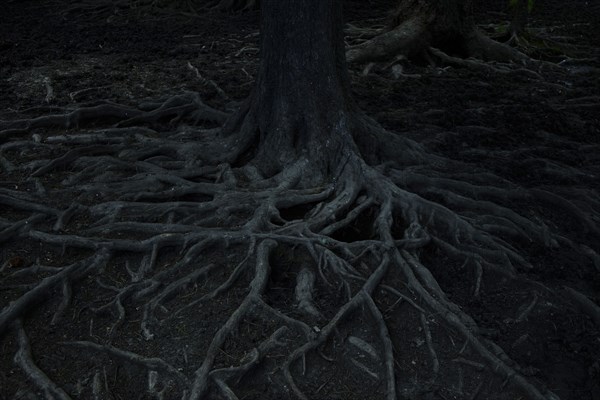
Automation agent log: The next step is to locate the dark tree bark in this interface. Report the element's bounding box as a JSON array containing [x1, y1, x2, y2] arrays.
[[346, 0, 529, 65], [246, 0, 354, 177], [218, 0, 419, 186]]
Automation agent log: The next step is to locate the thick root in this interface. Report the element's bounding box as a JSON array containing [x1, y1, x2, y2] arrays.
[[345, 9, 534, 71], [1, 91, 596, 400]]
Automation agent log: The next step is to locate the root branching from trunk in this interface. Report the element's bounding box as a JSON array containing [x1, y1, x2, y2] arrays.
[[1, 90, 598, 400]]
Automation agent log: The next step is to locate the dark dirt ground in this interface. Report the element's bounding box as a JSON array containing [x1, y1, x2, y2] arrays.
[[1, 0, 599, 399]]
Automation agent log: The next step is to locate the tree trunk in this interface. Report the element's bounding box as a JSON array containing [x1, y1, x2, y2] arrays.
[[222, 0, 360, 184], [217, 0, 427, 186]]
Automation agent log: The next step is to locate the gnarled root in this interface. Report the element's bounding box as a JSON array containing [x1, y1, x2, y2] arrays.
[[1, 91, 596, 400], [345, 1, 534, 73]]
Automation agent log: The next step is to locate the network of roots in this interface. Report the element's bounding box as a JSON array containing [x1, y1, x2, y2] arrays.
[[2, 1, 600, 396], [57, 0, 257, 20], [2, 79, 599, 400]]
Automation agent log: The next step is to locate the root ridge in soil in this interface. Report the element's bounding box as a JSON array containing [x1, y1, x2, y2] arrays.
[[1, 85, 598, 399]]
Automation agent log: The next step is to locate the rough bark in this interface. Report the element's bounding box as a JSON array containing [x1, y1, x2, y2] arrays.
[[243, 0, 355, 178], [216, 0, 431, 185]]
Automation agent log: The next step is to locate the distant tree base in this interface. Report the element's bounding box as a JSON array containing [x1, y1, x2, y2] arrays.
[[346, 0, 530, 67]]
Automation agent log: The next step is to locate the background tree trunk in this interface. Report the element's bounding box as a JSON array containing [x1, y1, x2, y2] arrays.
[[387, 0, 473, 56], [347, 0, 529, 64]]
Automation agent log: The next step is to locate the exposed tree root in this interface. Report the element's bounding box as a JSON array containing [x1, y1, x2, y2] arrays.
[[564, 286, 600, 329], [13, 320, 71, 400], [0, 93, 227, 144], [1, 89, 597, 399], [57, 0, 213, 19], [344, 0, 536, 75], [55, 0, 261, 20]]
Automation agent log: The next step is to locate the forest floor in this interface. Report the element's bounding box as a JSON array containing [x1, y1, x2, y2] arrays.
[[1, 0, 599, 399]]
